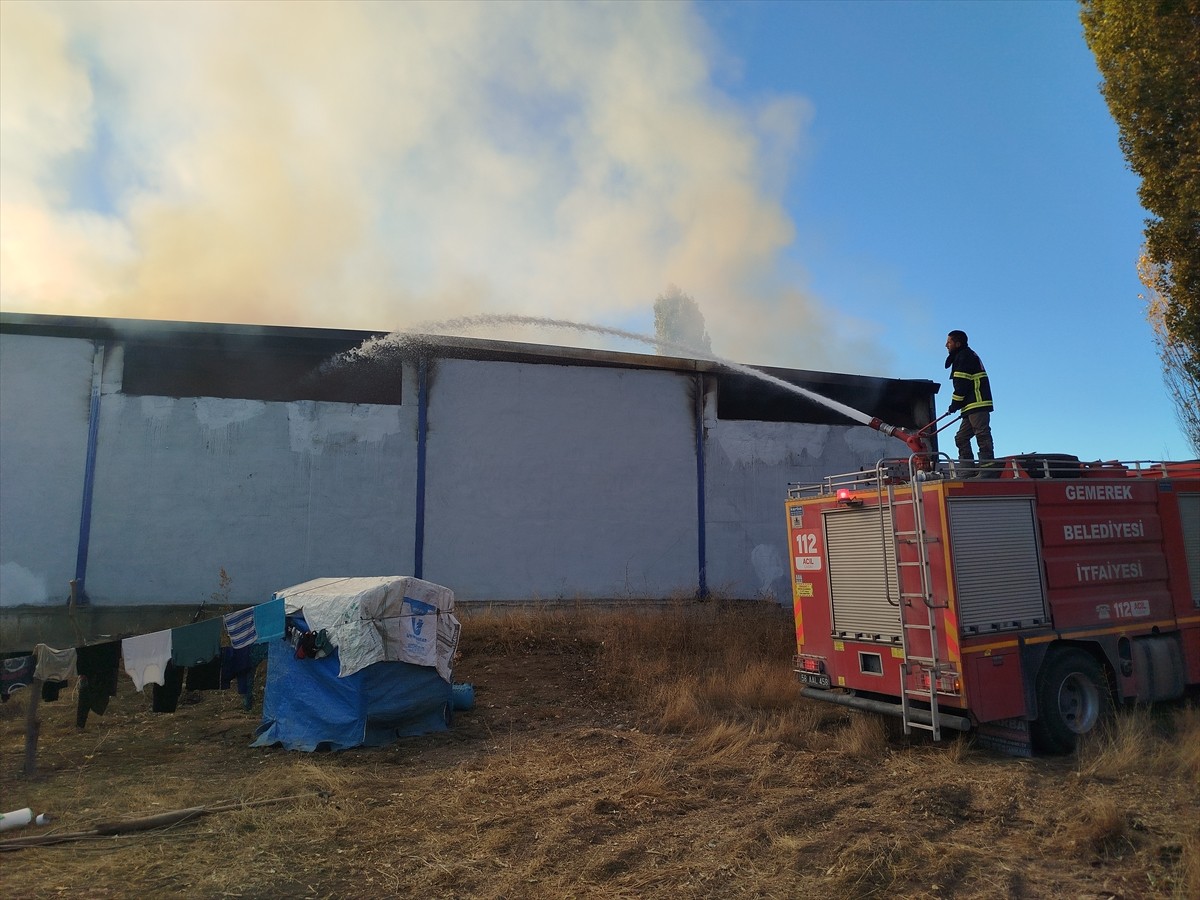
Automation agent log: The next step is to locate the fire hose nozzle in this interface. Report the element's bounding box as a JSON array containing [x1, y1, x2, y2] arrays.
[[897, 428, 930, 454], [868, 418, 931, 454]]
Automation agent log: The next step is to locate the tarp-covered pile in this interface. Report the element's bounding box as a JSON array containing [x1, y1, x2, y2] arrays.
[[253, 576, 461, 752]]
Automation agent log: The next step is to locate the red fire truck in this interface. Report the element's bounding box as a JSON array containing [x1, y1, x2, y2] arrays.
[[786, 454, 1200, 754]]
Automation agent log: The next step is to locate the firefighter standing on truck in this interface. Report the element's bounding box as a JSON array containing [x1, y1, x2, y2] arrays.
[[944, 330, 995, 474]]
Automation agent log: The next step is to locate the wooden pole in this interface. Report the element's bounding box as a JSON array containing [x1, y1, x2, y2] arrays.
[[22, 677, 43, 778], [0, 792, 324, 850]]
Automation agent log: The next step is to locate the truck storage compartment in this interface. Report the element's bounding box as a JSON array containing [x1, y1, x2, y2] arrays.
[[825, 506, 900, 642], [948, 498, 1049, 634]]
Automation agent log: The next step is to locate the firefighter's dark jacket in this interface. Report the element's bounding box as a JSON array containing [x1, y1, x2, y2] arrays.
[[944, 345, 994, 414]]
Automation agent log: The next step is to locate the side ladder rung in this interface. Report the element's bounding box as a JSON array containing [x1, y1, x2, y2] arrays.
[[894, 531, 938, 543], [902, 686, 940, 700], [901, 596, 949, 609]]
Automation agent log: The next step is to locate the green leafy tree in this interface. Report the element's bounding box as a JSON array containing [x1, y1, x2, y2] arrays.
[[1141, 252, 1200, 454], [1080, 0, 1200, 389], [653, 284, 712, 356]]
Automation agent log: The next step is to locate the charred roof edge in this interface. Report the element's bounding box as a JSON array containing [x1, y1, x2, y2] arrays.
[[0, 311, 936, 390]]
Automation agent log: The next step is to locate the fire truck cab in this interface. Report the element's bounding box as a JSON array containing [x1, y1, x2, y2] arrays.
[[786, 454, 1200, 755]]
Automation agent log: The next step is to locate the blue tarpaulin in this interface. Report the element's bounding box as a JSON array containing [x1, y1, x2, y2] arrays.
[[252, 621, 453, 752]]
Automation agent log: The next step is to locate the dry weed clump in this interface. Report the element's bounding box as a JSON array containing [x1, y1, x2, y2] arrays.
[[654, 676, 704, 733], [1168, 704, 1200, 780], [1076, 700, 1200, 786], [717, 659, 800, 712], [1172, 831, 1200, 900], [757, 702, 849, 749], [1049, 793, 1134, 861], [685, 719, 758, 762], [1077, 708, 1171, 779], [835, 710, 892, 763], [458, 602, 603, 656], [824, 829, 977, 898], [584, 600, 800, 726]]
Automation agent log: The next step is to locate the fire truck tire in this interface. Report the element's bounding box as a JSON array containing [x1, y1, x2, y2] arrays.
[[1032, 649, 1114, 754]]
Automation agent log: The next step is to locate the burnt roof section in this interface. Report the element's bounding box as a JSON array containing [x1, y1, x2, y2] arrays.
[[1, 312, 939, 427]]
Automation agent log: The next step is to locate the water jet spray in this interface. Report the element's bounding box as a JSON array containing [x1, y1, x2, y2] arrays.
[[332, 313, 933, 455]]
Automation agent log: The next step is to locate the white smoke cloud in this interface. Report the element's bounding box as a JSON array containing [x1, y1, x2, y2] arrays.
[[0, 0, 890, 370]]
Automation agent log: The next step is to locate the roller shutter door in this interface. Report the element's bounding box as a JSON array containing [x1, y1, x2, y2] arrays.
[[948, 498, 1048, 634], [825, 507, 900, 642], [1180, 494, 1199, 606]]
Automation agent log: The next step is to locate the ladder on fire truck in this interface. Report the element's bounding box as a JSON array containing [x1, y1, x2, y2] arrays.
[[877, 457, 948, 740]]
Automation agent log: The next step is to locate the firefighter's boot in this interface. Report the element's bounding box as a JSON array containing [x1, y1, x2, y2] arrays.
[[975, 453, 1000, 478], [955, 436, 974, 480], [976, 434, 999, 479]]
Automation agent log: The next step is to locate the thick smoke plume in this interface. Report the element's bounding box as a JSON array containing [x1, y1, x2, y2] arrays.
[[0, 0, 888, 370]]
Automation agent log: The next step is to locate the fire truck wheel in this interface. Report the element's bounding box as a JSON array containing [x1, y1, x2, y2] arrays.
[[1032, 649, 1114, 754]]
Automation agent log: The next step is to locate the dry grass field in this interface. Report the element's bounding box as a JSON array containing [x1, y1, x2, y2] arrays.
[[2, 601, 1197, 899]]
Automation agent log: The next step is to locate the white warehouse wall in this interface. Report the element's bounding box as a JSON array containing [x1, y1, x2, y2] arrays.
[[0, 334, 95, 607], [422, 359, 699, 600], [83, 390, 419, 606]]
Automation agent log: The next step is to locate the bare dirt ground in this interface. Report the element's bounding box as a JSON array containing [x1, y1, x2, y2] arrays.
[[1, 603, 1197, 899]]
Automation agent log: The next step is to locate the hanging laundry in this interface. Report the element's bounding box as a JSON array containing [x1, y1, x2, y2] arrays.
[[223, 606, 257, 649], [41, 679, 69, 702], [220, 645, 254, 711], [34, 644, 78, 682], [294, 629, 334, 660], [76, 641, 121, 728], [151, 662, 185, 713], [220, 644, 268, 710], [122, 630, 172, 691], [253, 598, 285, 643], [285, 620, 304, 649], [1, 655, 35, 702], [220, 645, 253, 691], [185, 657, 221, 691], [171, 618, 222, 668]]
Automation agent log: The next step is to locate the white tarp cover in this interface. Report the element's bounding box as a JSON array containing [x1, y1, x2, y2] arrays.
[[274, 576, 459, 681]]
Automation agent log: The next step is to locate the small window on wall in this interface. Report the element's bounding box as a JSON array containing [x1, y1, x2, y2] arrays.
[[121, 336, 403, 404]]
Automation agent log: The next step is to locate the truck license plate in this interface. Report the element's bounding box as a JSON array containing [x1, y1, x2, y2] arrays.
[[798, 671, 831, 689]]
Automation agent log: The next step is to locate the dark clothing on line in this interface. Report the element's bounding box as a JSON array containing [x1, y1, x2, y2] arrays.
[[220, 646, 255, 691], [1, 655, 35, 701], [185, 657, 222, 691], [221, 644, 267, 709], [152, 662, 185, 713], [76, 641, 120, 727], [171, 618, 222, 668]]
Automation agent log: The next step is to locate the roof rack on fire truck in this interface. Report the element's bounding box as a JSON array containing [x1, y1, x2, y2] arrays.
[[786, 453, 957, 500], [786, 454, 1199, 501]]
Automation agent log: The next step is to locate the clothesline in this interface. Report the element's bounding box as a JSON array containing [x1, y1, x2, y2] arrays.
[[0, 598, 285, 717]]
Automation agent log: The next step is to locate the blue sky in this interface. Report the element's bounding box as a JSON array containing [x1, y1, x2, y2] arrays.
[[0, 0, 1188, 462], [686, 0, 1184, 461]]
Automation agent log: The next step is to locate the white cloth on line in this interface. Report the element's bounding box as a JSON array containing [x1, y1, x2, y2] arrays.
[[122, 630, 172, 692], [34, 644, 78, 681]]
